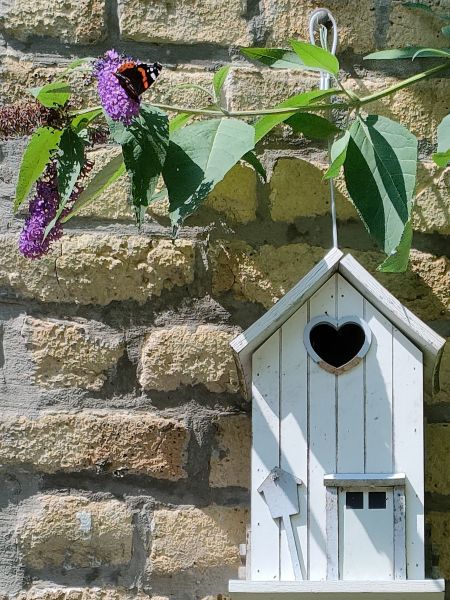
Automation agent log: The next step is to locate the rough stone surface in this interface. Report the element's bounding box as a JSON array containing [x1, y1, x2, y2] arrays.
[[15, 589, 152, 600], [413, 162, 450, 235], [387, 2, 450, 49], [432, 339, 450, 404], [0, 235, 195, 305], [150, 506, 248, 574], [205, 164, 258, 224], [0, 412, 189, 479], [260, 0, 377, 52], [210, 241, 449, 320], [0, 0, 107, 43], [269, 158, 358, 221], [139, 325, 240, 393], [17, 495, 133, 569], [210, 414, 251, 489], [426, 423, 450, 495], [428, 512, 450, 579], [22, 317, 124, 391], [118, 0, 252, 46]]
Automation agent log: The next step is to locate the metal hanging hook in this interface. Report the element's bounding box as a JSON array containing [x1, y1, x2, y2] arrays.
[[308, 8, 339, 249]]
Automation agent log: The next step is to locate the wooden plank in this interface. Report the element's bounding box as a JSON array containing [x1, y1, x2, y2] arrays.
[[392, 328, 424, 579], [231, 248, 343, 399], [364, 302, 393, 473], [339, 254, 445, 392], [308, 275, 337, 580], [394, 486, 406, 580], [336, 275, 364, 473], [280, 305, 308, 580], [251, 331, 280, 581], [324, 473, 405, 487], [229, 579, 445, 593], [326, 487, 339, 580]]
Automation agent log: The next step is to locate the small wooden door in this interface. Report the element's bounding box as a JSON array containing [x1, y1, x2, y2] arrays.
[[338, 488, 394, 580]]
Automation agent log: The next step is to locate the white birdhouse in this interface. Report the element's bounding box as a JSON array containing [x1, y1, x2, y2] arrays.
[[228, 248, 446, 599]]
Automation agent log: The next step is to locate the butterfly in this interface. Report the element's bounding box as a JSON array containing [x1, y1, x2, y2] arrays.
[[114, 61, 162, 102]]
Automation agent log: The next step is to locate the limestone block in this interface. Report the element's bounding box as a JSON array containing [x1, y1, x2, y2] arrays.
[[210, 414, 251, 488], [150, 506, 248, 574], [17, 495, 133, 569], [0, 412, 189, 479], [139, 325, 240, 393]]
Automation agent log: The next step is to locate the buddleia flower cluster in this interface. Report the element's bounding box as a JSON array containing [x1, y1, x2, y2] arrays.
[[93, 49, 140, 125], [19, 160, 93, 259]]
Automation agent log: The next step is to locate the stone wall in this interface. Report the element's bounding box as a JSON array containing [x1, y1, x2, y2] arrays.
[[0, 1, 449, 598]]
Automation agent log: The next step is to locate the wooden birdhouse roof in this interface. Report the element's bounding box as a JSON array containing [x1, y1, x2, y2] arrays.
[[231, 248, 446, 398]]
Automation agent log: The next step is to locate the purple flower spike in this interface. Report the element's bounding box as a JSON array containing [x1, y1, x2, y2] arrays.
[[19, 164, 63, 259], [93, 49, 140, 126]]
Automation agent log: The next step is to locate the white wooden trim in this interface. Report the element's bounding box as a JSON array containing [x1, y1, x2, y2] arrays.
[[393, 486, 406, 580], [280, 306, 308, 580], [229, 579, 445, 593], [324, 473, 406, 487], [230, 248, 343, 399], [251, 332, 280, 580], [339, 254, 445, 391], [393, 329, 424, 579], [325, 487, 339, 580], [308, 276, 337, 580]]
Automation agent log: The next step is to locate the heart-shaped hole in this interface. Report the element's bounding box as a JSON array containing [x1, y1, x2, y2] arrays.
[[304, 316, 372, 372]]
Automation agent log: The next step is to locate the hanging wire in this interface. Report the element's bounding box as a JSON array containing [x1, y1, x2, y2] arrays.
[[308, 9, 339, 249]]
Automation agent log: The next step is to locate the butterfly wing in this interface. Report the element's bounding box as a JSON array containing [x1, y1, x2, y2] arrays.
[[115, 62, 162, 102]]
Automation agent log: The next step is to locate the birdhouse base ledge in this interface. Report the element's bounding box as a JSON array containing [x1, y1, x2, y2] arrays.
[[228, 579, 445, 599]]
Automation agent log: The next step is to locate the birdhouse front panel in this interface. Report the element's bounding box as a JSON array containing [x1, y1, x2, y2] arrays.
[[250, 272, 424, 583]]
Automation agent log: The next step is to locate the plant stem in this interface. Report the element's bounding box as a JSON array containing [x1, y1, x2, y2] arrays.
[[69, 62, 450, 119], [359, 61, 450, 105]]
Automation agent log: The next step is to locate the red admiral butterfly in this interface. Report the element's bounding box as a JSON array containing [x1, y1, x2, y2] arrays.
[[114, 61, 162, 102]]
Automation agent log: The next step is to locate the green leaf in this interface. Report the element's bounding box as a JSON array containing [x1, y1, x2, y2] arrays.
[[43, 127, 86, 238], [254, 89, 338, 142], [14, 126, 63, 211], [62, 153, 126, 222], [413, 47, 450, 59], [289, 40, 339, 75], [163, 117, 255, 227], [432, 113, 450, 166], [71, 108, 103, 133], [169, 112, 193, 133], [343, 115, 417, 256], [29, 81, 71, 108], [433, 150, 450, 166], [403, 2, 433, 13], [241, 47, 306, 69], [213, 66, 231, 100], [107, 104, 169, 218], [364, 46, 441, 59], [324, 130, 351, 179], [242, 151, 267, 181], [286, 113, 341, 139], [377, 220, 413, 273]]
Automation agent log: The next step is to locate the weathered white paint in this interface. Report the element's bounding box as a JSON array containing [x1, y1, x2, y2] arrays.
[[339, 488, 394, 581], [393, 329, 424, 579], [232, 252, 445, 399], [251, 331, 280, 580], [324, 474, 406, 487], [364, 303, 393, 473], [339, 255, 444, 392], [280, 305, 308, 580], [308, 275, 337, 580], [231, 252, 443, 595], [394, 486, 407, 580], [229, 579, 445, 594], [326, 487, 339, 581], [336, 275, 365, 473]]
